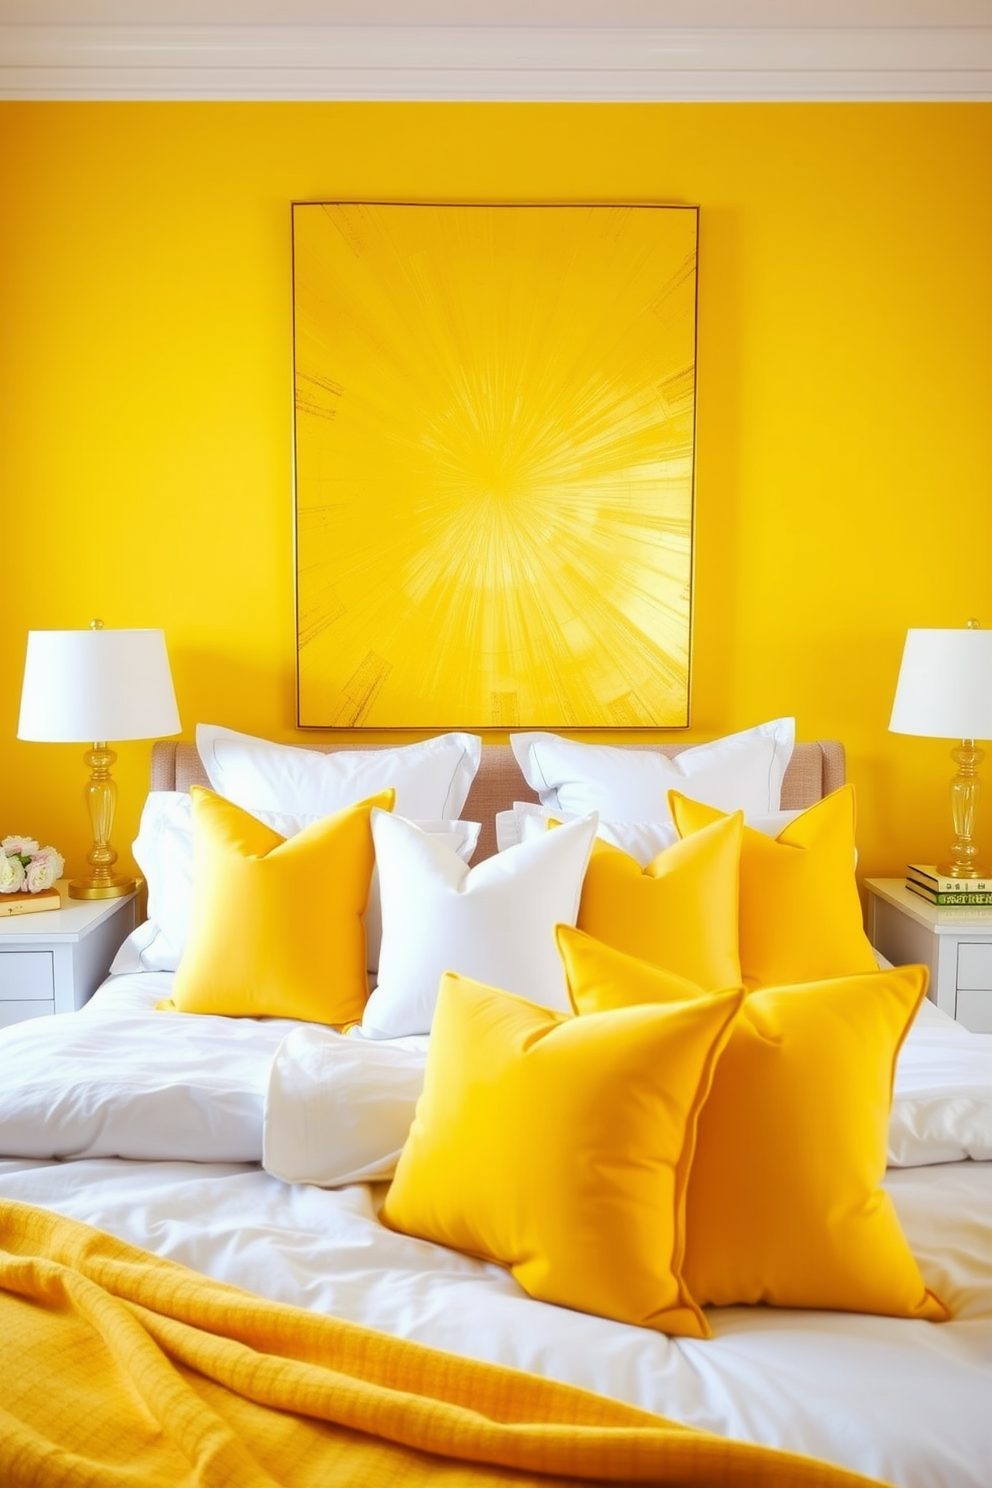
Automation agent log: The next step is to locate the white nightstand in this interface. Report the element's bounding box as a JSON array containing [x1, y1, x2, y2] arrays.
[[864, 878, 992, 1034], [0, 884, 137, 1027]]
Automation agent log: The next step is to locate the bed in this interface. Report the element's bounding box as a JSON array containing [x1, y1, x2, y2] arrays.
[[1, 726, 989, 1488]]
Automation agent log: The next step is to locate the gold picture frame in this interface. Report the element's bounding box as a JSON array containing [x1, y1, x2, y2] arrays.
[[293, 202, 698, 729]]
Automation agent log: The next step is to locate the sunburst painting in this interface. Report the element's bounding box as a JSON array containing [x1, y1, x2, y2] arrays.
[[292, 202, 698, 728]]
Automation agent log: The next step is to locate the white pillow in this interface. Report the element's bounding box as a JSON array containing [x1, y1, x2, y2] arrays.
[[363, 822, 479, 975], [110, 792, 479, 977], [361, 809, 599, 1039], [509, 719, 795, 823], [196, 724, 482, 820], [496, 800, 802, 867]]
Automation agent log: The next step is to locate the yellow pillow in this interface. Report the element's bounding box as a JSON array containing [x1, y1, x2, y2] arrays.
[[669, 785, 878, 989], [558, 922, 731, 1016], [557, 924, 947, 1322], [380, 971, 744, 1338], [171, 785, 393, 1024], [575, 810, 743, 991]]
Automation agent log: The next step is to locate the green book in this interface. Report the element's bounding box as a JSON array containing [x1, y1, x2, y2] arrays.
[[905, 882, 992, 907]]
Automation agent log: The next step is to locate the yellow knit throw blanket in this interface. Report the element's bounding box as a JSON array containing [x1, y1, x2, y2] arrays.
[[0, 1199, 884, 1488]]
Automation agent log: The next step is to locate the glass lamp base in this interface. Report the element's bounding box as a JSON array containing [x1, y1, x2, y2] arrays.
[[68, 876, 136, 900], [72, 740, 135, 900], [942, 740, 985, 881]]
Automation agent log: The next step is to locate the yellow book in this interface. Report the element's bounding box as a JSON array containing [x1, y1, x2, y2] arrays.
[[0, 887, 61, 917]]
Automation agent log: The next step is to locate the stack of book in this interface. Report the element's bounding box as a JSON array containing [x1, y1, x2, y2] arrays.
[[905, 865, 992, 906]]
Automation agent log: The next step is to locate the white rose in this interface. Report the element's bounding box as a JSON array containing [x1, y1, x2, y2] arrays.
[[25, 857, 58, 892], [0, 854, 26, 893], [2, 835, 39, 857], [33, 846, 65, 880]]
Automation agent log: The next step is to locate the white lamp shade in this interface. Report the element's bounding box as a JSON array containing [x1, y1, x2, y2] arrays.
[[889, 627, 992, 741], [18, 628, 181, 743]]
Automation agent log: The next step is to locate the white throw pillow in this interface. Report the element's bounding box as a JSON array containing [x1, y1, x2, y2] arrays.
[[361, 809, 599, 1039], [196, 724, 482, 820], [110, 792, 479, 977], [496, 800, 802, 867], [509, 719, 795, 823], [363, 820, 479, 974]]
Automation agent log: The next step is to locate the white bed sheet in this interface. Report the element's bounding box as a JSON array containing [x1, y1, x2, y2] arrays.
[[0, 1153, 988, 1488], [1, 972, 991, 1488], [0, 973, 292, 1161], [2, 974, 988, 1169], [889, 998, 992, 1164]]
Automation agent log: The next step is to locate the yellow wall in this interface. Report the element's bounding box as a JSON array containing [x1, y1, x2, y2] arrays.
[[1, 102, 990, 887]]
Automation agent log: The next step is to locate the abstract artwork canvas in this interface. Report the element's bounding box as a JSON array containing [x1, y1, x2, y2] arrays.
[[292, 202, 698, 728]]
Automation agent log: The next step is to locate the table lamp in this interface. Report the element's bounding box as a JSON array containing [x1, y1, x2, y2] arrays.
[[889, 619, 992, 879], [17, 620, 181, 899]]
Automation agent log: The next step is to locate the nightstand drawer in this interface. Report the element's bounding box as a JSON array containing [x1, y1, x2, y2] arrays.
[[0, 999, 56, 1028], [955, 989, 992, 1034], [865, 879, 992, 1030], [0, 887, 137, 1017], [0, 951, 55, 1001], [957, 943, 992, 991]]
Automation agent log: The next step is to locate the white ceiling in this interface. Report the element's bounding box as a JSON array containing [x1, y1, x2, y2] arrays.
[[1, 1, 989, 100]]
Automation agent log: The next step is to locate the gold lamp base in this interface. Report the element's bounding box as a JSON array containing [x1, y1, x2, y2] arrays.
[[68, 875, 136, 901], [940, 738, 986, 879], [69, 740, 136, 901]]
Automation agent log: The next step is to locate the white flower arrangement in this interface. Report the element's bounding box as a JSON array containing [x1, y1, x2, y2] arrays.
[[0, 836, 65, 895]]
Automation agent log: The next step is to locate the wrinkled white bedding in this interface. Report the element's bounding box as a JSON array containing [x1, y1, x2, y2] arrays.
[[1, 973, 988, 1170], [0, 1152, 988, 1488], [1, 973, 990, 1488], [889, 998, 992, 1165], [264, 1024, 428, 1186], [0, 973, 290, 1161]]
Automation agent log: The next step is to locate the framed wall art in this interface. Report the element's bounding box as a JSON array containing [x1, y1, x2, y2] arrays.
[[292, 201, 698, 729]]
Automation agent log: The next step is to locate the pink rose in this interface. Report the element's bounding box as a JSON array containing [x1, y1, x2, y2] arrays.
[[32, 845, 65, 880], [25, 857, 58, 892], [0, 854, 26, 894], [2, 835, 39, 858]]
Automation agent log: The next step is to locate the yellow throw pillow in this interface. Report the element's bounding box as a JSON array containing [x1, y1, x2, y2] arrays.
[[558, 922, 734, 1016], [557, 924, 947, 1322], [381, 972, 744, 1338], [171, 785, 393, 1024], [575, 810, 743, 991], [669, 785, 877, 989]]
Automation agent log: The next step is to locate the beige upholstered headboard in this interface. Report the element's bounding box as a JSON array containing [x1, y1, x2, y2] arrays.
[[151, 738, 845, 864]]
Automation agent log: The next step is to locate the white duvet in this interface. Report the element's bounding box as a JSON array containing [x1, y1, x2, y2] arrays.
[[1, 973, 991, 1488], [0, 973, 292, 1162], [1, 973, 989, 1171]]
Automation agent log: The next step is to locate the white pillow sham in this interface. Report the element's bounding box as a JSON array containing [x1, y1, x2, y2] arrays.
[[496, 800, 803, 867], [196, 724, 481, 820], [509, 718, 795, 823], [110, 791, 479, 977], [361, 809, 599, 1039]]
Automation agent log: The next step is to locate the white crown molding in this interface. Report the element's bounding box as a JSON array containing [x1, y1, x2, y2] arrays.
[[0, 24, 989, 102]]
